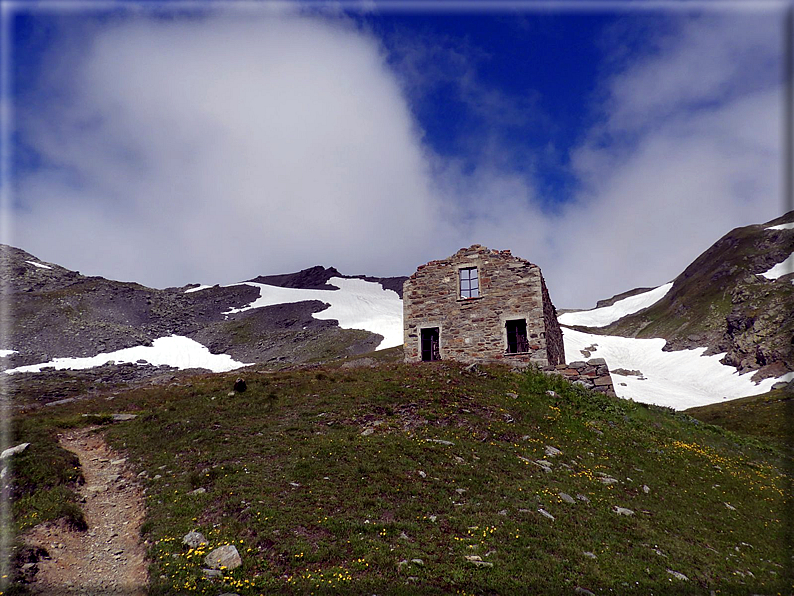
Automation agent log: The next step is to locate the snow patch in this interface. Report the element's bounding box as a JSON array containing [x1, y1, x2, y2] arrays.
[[25, 260, 52, 270], [563, 327, 792, 410], [4, 336, 248, 374], [225, 277, 403, 350], [761, 252, 794, 281], [558, 283, 673, 328], [0, 350, 16, 358], [185, 284, 213, 293], [766, 222, 794, 231]]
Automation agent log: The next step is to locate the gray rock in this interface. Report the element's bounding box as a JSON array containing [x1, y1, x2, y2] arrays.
[[576, 494, 590, 502], [183, 531, 208, 548], [204, 544, 242, 570], [0, 442, 30, 459], [202, 568, 221, 578], [190, 487, 207, 495], [464, 555, 493, 567], [582, 551, 596, 559], [538, 508, 555, 521], [426, 439, 454, 446], [111, 413, 137, 422], [642, 484, 650, 494], [575, 587, 595, 596], [463, 362, 485, 376], [587, 358, 606, 366], [666, 569, 689, 581], [544, 445, 562, 457], [559, 492, 575, 504], [613, 506, 634, 516]]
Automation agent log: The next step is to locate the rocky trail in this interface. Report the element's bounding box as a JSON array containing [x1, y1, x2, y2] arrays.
[[22, 426, 148, 595]]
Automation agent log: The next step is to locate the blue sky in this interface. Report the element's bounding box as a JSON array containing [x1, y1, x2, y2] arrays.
[[3, 1, 789, 308]]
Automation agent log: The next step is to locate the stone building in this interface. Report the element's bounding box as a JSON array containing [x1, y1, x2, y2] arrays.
[[403, 245, 565, 367]]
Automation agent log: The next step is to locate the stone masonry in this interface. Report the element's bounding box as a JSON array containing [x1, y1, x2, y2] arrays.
[[542, 358, 616, 397], [403, 245, 565, 366]]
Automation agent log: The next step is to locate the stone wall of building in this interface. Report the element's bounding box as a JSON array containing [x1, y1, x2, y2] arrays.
[[541, 277, 565, 366], [403, 245, 564, 366], [542, 358, 616, 397]]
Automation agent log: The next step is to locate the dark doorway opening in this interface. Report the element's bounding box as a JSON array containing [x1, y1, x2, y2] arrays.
[[506, 319, 529, 354], [421, 328, 440, 361]]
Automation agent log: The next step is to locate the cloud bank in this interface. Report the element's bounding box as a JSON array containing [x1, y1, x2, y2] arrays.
[[13, 8, 787, 308]]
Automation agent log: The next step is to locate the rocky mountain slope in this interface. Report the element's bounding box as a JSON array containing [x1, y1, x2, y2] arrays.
[[1, 246, 405, 379], [564, 211, 794, 381]]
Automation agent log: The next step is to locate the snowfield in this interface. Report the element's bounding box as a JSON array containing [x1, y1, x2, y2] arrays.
[[761, 252, 794, 281], [5, 336, 249, 374], [223, 277, 403, 350], [562, 327, 793, 410], [184, 284, 213, 293], [557, 283, 673, 328], [767, 222, 794, 231]]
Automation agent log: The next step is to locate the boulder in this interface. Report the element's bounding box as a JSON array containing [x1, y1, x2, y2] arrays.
[[204, 544, 241, 570], [0, 442, 30, 459], [182, 531, 208, 549]]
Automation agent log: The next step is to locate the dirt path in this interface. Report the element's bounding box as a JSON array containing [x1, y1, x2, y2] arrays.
[[23, 426, 148, 595]]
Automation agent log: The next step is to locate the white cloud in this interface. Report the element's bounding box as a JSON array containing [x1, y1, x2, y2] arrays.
[[446, 13, 785, 309], [16, 13, 443, 286], [14, 9, 788, 312]]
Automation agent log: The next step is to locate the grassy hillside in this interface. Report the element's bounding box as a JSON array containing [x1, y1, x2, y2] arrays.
[[686, 387, 793, 454], [9, 360, 793, 594]]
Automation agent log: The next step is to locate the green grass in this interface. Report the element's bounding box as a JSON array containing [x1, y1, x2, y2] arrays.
[[686, 387, 793, 454], [10, 361, 793, 594], [7, 418, 88, 534]]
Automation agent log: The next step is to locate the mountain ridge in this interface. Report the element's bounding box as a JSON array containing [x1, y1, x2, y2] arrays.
[[565, 211, 794, 381]]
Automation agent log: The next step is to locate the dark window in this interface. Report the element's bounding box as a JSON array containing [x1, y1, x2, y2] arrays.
[[459, 267, 479, 299], [506, 319, 529, 354], [420, 328, 440, 361]]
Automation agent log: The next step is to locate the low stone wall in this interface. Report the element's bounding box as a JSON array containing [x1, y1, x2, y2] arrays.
[[542, 358, 616, 397]]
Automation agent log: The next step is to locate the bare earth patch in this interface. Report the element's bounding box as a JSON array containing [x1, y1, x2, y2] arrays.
[[22, 426, 148, 595]]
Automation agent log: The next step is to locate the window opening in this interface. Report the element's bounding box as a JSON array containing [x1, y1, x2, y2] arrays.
[[420, 328, 440, 361], [506, 319, 529, 354], [459, 267, 479, 299]]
